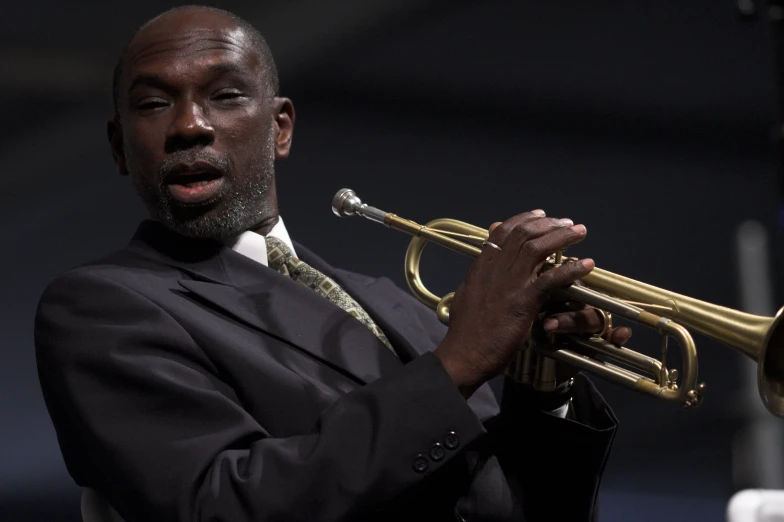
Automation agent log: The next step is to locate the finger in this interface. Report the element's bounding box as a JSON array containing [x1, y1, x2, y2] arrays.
[[488, 211, 571, 249], [480, 213, 552, 268], [530, 258, 595, 302], [542, 308, 604, 334], [495, 220, 579, 273], [509, 225, 588, 277], [498, 216, 575, 246], [476, 222, 511, 264], [532, 258, 587, 287], [607, 326, 633, 346]]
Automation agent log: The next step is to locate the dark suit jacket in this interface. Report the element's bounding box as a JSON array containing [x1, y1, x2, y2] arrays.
[[35, 220, 617, 522]]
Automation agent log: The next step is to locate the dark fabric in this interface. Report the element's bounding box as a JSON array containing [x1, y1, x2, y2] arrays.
[[35, 220, 617, 522], [264, 235, 396, 355]]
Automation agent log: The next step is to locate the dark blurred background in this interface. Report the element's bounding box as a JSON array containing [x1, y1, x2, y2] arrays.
[[2, 1, 783, 521]]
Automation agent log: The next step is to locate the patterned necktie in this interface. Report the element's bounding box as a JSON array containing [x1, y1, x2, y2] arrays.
[[265, 236, 397, 356]]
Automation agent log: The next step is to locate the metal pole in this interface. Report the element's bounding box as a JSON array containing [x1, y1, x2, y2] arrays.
[[733, 220, 784, 489]]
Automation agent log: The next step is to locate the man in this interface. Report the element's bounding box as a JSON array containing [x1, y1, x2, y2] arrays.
[[35, 6, 627, 522]]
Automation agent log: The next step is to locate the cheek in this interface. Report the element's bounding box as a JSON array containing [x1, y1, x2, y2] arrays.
[[225, 110, 271, 140], [218, 114, 275, 158], [125, 123, 165, 157], [124, 121, 166, 167]]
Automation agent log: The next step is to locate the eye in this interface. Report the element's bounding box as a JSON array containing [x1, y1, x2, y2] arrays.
[[213, 90, 247, 102], [134, 98, 169, 112]]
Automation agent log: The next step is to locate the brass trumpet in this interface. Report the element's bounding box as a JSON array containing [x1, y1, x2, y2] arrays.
[[332, 188, 784, 417]]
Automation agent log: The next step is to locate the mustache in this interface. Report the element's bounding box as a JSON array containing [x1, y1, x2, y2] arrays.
[[159, 150, 231, 180]]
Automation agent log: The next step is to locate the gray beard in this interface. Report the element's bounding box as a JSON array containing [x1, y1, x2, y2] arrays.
[[128, 145, 276, 241]]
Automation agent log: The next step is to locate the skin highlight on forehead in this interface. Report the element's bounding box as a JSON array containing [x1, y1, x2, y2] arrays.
[[127, 28, 251, 67]]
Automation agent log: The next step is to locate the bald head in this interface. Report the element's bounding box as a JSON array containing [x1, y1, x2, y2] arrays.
[[112, 6, 279, 117]]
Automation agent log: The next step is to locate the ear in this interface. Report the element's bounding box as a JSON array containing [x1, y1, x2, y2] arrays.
[[272, 97, 295, 160], [107, 116, 128, 176]]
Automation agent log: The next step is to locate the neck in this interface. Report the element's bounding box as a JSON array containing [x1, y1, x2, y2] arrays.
[[250, 214, 279, 236], [249, 179, 281, 236]]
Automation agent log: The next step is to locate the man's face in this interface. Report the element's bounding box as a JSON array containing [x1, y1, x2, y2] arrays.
[[110, 11, 292, 239]]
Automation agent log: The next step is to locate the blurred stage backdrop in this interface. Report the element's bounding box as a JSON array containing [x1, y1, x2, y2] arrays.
[[1, 1, 783, 521]]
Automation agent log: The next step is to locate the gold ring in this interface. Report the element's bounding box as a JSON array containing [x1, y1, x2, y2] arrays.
[[596, 309, 613, 338]]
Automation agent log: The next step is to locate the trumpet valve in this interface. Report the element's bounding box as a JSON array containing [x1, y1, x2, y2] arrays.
[[667, 368, 679, 388]]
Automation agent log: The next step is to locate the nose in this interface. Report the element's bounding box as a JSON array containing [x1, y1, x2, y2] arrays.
[[165, 100, 215, 152]]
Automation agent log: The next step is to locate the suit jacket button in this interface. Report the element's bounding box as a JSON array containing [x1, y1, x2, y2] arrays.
[[444, 431, 460, 450], [413, 454, 429, 473], [429, 443, 445, 461]]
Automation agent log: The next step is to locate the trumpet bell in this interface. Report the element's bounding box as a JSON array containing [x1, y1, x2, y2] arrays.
[[760, 306, 784, 416]]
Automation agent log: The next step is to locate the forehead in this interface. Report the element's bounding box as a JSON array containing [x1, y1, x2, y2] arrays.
[[124, 16, 261, 82]]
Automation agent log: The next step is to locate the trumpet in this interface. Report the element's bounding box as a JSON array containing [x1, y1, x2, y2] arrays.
[[332, 188, 784, 417]]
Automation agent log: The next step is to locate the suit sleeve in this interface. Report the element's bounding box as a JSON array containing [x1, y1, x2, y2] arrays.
[[35, 271, 487, 522], [399, 288, 617, 521], [494, 375, 617, 522]]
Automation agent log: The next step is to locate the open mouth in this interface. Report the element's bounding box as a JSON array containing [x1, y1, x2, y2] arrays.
[[165, 163, 226, 205]]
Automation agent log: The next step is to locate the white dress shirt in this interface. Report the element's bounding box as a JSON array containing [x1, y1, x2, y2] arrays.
[[225, 217, 297, 266]]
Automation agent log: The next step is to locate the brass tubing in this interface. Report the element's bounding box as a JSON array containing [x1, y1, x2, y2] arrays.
[[397, 217, 702, 405], [584, 268, 769, 360], [540, 347, 652, 389], [403, 218, 485, 308], [566, 336, 665, 380], [333, 188, 784, 415]]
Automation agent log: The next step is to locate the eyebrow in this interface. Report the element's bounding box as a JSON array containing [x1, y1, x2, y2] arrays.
[[128, 63, 250, 94], [128, 73, 168, 94], [206, 62, 248, 78]]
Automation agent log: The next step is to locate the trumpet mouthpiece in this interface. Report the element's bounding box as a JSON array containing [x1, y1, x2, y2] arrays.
[[332, 188, 362, 217]]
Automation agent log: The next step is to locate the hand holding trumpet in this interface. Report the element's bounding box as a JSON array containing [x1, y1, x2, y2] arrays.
[[433, 210, 631, 399]]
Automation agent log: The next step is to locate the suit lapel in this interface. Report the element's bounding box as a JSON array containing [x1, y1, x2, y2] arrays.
[[294, 243, 438, 362], [129, 221, 438, 387], [179, 248, 408, 386], [330, 274, 433, 361]]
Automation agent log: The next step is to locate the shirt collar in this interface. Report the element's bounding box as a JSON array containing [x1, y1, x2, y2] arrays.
[[225, 217, 297, 267]]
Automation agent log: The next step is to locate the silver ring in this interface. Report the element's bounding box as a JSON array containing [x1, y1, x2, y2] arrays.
[[481, 240, 502, 252]]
